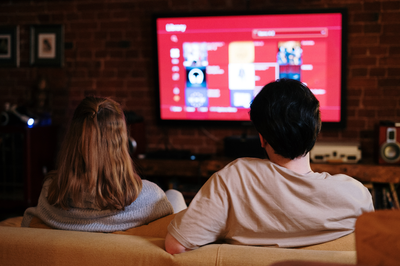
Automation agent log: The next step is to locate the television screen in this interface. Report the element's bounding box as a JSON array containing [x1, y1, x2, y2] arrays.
[[153, 9, 347, 128]]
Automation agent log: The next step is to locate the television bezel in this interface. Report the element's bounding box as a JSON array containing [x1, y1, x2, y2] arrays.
[[152, 8, 348, 129]]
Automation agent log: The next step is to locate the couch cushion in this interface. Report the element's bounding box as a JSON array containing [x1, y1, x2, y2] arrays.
[[0, 216, 22, 227], [214, 244, 356, 266], [296, 233, 355, 251], [271, 261, 362, 266], [0, 226, 174, 266], [114, 213, 176, 238]]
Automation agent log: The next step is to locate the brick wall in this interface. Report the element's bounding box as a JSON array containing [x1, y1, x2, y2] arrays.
[[0, 0, 399, 160]]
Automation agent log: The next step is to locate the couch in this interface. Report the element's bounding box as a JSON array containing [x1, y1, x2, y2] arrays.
[[0, 212, 358, 266]]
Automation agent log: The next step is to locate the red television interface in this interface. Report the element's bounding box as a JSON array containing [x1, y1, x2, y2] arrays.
[[153, 9, 347, 128]]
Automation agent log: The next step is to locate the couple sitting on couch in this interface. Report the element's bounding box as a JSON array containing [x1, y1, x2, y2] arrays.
[[21, 79, 374, 255]]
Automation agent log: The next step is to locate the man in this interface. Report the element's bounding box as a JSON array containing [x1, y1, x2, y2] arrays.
[[165, 79, 374, 254]]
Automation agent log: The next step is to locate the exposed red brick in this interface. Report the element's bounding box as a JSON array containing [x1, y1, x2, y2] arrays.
[[88, 70, 116, 78], [378, 78, 400, 87], [80, 12, 98, 21], [369, 46, 388, 55], [377, 109, 399, 118], [351, 68, 368, 77], [364, 88, 385, 97], [349, 35, 379, 45], [76, 3, 106, 12], [382, 1, 400, 11], [100, 21, 130, 30], [364, 24, 382, 34], [352, 12, 380, 23], [379, 56, 400, 66], [70, 80, 94, 88], [381, 11, 400, 23], [363, 98, 397, 108], [349, 47, 368, 56], [70, 22, 98, 31], [96, 79, 124, 89], [78, 50, 93, 59], [380, 34, 400, 45], [358, 109, 377, 118], [347, 98, 361, 108], [387, 67, 400, 76], [382, 88, 400, 97], [75, 41, 103, 49], [348, 77, 378, 88], [348, 24, 363, 34], [364, 2, 381, 11], [347, 88, 363, 97], [389, 46, 400, 55], [383, 24, 400, 34], [103, 60, 135, 68], [369, 68, 386, 77], [342, 130, 361, 139]]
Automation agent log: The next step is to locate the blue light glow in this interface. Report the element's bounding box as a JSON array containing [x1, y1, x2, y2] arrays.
[[27, 118, 35, 128]]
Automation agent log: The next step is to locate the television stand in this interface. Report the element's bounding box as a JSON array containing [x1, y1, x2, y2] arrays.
[[135, 157, 400, 204], [145, 150, 211, 160]]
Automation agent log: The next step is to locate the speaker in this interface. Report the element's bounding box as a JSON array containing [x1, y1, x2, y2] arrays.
[[378, 123, 400, 164]]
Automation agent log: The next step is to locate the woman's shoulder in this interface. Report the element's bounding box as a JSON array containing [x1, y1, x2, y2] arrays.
[[141, 179, 162, 190], [126, 179, 173, 213], [140, 180, 166, 198]]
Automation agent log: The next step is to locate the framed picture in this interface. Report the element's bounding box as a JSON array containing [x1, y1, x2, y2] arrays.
[[0, 26, 19, 67], [30, 25, 64, 67]]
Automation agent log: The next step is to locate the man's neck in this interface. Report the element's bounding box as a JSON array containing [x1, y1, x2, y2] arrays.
[[265, 145, 312, 175]]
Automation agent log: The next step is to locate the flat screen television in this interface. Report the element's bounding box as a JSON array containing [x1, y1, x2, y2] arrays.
[[152, 9, 347, 129]]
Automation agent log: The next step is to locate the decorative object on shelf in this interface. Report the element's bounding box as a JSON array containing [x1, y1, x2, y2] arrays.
[[30, 25, 64, 67], [310, 141, 362, 164], [0, 26, 19, 67], [378, 120, 400, 165]]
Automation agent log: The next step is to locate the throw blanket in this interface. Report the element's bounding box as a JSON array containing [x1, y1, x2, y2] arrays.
[[21, 179, 174, 232]]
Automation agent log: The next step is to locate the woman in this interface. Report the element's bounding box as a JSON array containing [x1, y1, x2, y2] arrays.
[[22, 96, 186, 232]]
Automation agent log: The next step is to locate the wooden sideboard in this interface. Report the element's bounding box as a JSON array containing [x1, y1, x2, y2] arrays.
[[136, 157, 400, 205], [136, 157, 400, 184], [311, 163, 400, 184]]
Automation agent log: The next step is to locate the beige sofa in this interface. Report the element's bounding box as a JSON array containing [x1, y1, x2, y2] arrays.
[[0, 213, 357, 266]]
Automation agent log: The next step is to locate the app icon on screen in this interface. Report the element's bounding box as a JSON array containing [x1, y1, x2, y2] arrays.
[[228, 41, 255, 108], [277, 41, 302, 81]]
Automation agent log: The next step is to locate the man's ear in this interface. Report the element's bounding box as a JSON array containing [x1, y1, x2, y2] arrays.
[[259, 133, 266, 148]]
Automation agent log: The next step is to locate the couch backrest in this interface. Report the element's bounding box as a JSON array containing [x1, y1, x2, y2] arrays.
[[0, 226, 173, 266], [0, 226, 357, 266]]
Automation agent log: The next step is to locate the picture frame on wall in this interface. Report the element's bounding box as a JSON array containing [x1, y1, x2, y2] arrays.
[[0, 26, 19, 67], [30, 25, 64, 67]]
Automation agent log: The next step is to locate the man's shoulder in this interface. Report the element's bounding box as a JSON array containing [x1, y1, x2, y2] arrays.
[[216, 157, 272, 179], [223, 157, 269, 168]]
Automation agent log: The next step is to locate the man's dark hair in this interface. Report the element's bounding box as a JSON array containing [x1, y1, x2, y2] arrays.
[[250, 79, 321, 159]]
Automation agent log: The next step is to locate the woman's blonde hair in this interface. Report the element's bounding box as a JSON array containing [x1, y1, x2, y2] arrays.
[[47, 96, 142, 210]]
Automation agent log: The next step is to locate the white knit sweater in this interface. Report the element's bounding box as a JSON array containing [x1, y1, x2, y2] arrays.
[[21, 179, 174, 232]]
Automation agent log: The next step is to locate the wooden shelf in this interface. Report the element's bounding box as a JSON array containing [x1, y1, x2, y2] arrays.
[[136, 158, 400, 184], [310, 163, 400, 183]]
